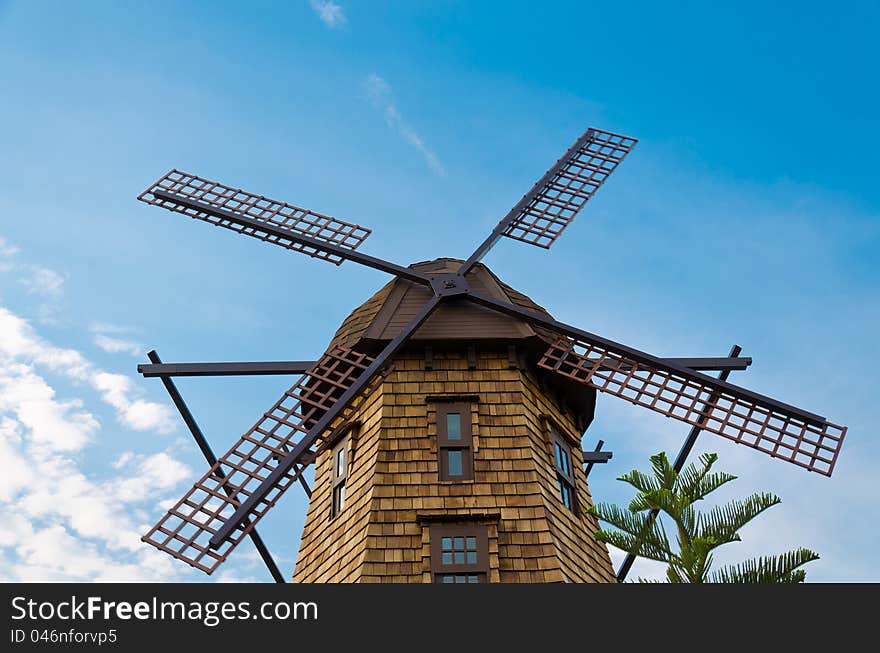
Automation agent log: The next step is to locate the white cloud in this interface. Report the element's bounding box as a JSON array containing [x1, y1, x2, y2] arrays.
[[310, 0, 346, 29], [19, 265, 65, 296], [93, 334, 143, 356], [111, 452, 192, 503], [0, 307, 173, 433], [214, 569, 261, 583], [89, 322, 132, 335], [364, 73, 446, 176], [0, 289, 210, 582], [0, 236, 19, 257], [0, 364, 99, 452], [0, 352, 195, 580], [0, 418, 34, 502], [92, 372, 174, 432]]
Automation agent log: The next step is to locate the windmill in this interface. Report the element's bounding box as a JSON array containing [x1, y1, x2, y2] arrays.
[[136, 127, 847, 583]]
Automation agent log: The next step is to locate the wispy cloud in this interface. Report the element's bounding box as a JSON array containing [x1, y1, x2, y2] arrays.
[[91, 321, 143, 357], [0, 240, 66, 320], [93, 334, 143, 357], [89, 322, 132, 335], [310, 0, 346, 29], [364, 73, 446, 176], [0, 236, 19, 258], [19, 266, 65, 297]]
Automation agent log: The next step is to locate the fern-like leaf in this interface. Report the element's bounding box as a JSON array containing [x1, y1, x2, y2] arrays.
[[697, 492, 781, 547], [708, 548, 819, 583], [676, 453, 737, 502], [617, 468, 663, 497], [650, 452, 678, 491], [589, 503, 673, 560], [594, 530, 672, 563]]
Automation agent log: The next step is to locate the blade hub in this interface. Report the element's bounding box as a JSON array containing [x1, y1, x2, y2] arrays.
[[430, 273, 470, 297]]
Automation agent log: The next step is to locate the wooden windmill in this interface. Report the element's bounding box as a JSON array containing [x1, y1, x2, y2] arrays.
[[136, 127, 847, 583]]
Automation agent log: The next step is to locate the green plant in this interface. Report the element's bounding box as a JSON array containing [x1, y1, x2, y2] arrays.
[[589, 451, 819, 583]]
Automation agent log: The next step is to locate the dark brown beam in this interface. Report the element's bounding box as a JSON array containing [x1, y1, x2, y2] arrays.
[[462, 289, 825, 425], [615, 344, 742, 582], [602, 357, 751, 373], [151, 189, 433, 287], [664, 357, 751, 372], [138, 360, 317, 378], [210, 295, 445, 549], [146, 350, 286, 583], [582, 450, 613, 463], [583, 439, 612, 479], [457, 129, 600, 276]]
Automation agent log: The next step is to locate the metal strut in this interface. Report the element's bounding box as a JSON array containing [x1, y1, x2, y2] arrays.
[[614, 344, 743, 583], [144, 350, 287, 583]]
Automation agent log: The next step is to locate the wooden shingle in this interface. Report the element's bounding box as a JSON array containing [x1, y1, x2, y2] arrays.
[[294, 349, 614, 583]]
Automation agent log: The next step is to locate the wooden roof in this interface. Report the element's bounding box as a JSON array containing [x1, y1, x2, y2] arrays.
[[328, 258, 596, 435], [329, 258, 557, 350]]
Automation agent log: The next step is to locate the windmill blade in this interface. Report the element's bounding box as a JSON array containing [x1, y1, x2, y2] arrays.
[[139, 169, 432, 284], [139, 169, 371, 266], [459, 127, 637, 276], [462, 289, 846, 477], [209, 295, 442, 548], [500, 128, 637, 248], [539, 338, 846, 476], [142, 347, 380, 574]]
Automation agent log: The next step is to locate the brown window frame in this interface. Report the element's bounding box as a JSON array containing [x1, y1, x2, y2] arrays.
[[430, 524, 489, 583], [552, 431, 577, 512], [330, 436, 348, 519], [436, 403, 474, 481]]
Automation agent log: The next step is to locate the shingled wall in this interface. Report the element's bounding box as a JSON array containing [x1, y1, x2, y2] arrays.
[[293, 347, 614, 583]]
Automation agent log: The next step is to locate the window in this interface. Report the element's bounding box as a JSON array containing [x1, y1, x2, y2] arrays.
[[430, 525, 489, 583], [331, 437, 348, 518], [553, 433, 576, 512], [437, 403, 474, 481]]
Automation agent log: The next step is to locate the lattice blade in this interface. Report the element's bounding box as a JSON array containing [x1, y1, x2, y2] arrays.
[[142, 347, 379, 574], [139, 170, 371, 265], [539, 338, 846, 476], [502, 128, 637, 248]]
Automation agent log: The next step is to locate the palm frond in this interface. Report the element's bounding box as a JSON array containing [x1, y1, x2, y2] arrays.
[[600, 450, 816, 585], [676, 453, 736, 502], [697, 492, 781, 547], [708, 548, 819, 583], [689, 471, 738, 502], [676, 537, 716, 583], [650, 452, 678, 491], [617, 468, 664, 496], [674, 452, 716, 496], [594, 529, 672, 563], [628, 488, 680, 515], [589, 503, 672, 556], [665, 563, 687, 583], [680, 504, 696, 536]]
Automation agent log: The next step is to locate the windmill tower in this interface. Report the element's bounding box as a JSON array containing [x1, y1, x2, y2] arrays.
[[135, 126, 847, 582], [294, 259, 611, 582]]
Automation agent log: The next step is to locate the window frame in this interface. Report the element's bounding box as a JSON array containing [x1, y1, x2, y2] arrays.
[[552, 431, 577, 513], [330, 436, 349, 519], [436, 403, 474, 481], [430, 524, 489, 583]]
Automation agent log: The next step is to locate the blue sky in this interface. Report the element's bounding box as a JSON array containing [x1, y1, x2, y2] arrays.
[[0, 1, 877, 582]]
